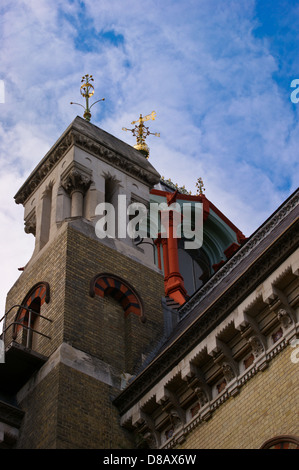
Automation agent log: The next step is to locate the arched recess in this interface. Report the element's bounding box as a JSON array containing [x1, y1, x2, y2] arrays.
[[260, 435, 299, 449], [89, 274, 145, 322], [13, 282, 50, 343]]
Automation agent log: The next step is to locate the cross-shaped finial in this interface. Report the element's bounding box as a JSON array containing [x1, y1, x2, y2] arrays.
[[70, 74, 105, 122]]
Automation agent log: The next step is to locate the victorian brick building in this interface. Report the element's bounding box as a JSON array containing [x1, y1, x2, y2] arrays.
[[0, 116, 298, 449]]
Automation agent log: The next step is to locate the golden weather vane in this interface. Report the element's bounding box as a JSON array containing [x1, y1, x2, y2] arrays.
[[122, 111, 160, 158], [70, 74, 105, 122]]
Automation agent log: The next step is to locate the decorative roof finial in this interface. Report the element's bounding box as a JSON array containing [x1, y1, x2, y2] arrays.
[[196, 177, 205, 195], [70, 74, 105, 122], [122, 111, 160, 158]]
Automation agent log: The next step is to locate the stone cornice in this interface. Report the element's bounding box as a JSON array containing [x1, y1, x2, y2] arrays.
[[113, 198, 299, 415], [15, 128, 74, 205], [14, 117, 161, 205]]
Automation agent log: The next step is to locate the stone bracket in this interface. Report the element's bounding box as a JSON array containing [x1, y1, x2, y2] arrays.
[[212, 338, 239, 380], [158, 388, 186, 427], [183, 363, 212, 403], [272, 286, 297, 324]]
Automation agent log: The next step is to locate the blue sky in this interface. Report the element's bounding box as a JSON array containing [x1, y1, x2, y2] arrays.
[[0, 0, 299, 316]]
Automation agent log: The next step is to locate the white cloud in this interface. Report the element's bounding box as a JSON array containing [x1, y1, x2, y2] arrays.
[[0, 169, 35, 318], [0, 0, 298, 318]]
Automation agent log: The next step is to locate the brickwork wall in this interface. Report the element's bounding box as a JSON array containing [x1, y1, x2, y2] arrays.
[[4, 222, 165, 374], [177, 344, 299, 449], [16, 365, 60, 449], [4, 228, 68, 357], [16, 361, 135, 449], [64, 225, 165, 375], [55, 363, 134, 449], [6, 222, 165, 448]]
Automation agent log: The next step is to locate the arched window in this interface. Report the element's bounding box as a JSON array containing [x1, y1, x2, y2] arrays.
[[260, 435, 299, 449], [13, 282, 50, 348], [89, 274, 145, 322], [90, 274, 145, 373], [22, 296, 41, 349]]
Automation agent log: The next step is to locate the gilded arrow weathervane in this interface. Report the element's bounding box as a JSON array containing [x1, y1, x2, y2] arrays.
[[70, 74, 105, 122], [122, 111, 160, 158]]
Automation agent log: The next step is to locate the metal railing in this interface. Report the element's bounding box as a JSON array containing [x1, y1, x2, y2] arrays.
[[0, 304, 53, 350]]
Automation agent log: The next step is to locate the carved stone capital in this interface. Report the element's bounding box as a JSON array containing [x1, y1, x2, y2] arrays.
[[61, 163, 92, 196]]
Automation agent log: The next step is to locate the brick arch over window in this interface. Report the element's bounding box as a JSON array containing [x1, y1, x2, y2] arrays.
[[89, 274, 145, 322], [260, 435, 299, 449], [13, 282, 50, 338]]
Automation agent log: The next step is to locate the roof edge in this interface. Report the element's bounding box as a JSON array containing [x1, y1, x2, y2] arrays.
[[15, 116, 161, 205]]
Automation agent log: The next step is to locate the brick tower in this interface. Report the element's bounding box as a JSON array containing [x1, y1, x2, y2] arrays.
[[0, 116, 166, 449]]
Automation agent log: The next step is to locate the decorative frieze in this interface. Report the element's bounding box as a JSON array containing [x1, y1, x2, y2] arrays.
[[117, 247, 299, 448], [15, 132, 74, 205]]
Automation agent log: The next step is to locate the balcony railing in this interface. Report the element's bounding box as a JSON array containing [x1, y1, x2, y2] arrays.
[[0, 304, 52, 350], [0, 305, 53, 394]]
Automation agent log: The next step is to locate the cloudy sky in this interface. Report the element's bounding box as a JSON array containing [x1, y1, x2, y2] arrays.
[[0, 0, 299, 317]]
